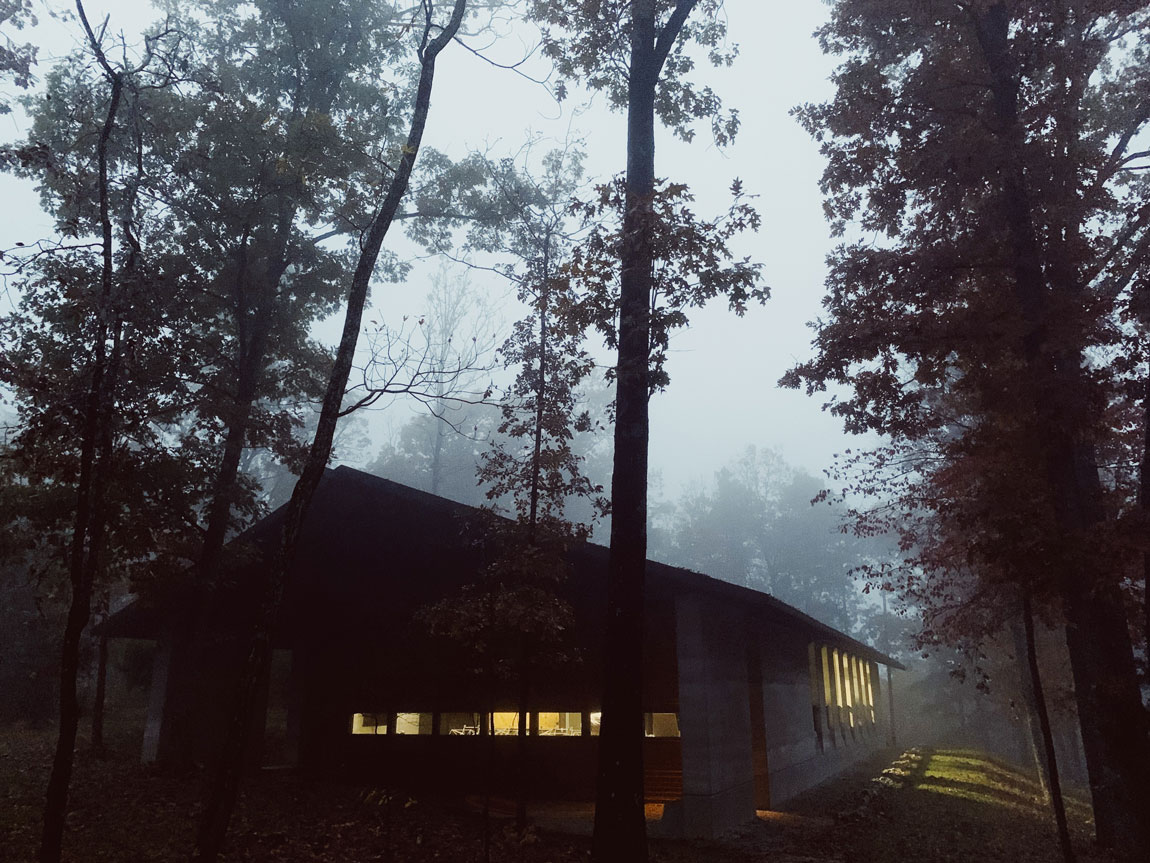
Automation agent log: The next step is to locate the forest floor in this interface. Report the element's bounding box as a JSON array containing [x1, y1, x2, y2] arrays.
[[0, 726, 1124, 863]]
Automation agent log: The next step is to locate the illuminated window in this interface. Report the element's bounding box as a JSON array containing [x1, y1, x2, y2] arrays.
[[644, 713, 680, 738], [865, 662, 877, 723], [846, 653, 855, 727], [440, 712, 483, 735], [394, 712, 433, 735], [820, 645, 837, 744], [489, 712, 521, 735], [351, 713, 387, 735], [536, 712, 582, 736], [588, 711, 601, 736], [832, 647, 845, 731], [808, 644, 824, 750], [851, 655, 864, 725]]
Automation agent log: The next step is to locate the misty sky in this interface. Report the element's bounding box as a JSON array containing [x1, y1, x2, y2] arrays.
[[0, 0, 869, 498]]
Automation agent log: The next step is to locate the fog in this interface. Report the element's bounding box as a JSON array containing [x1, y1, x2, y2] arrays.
[[3, 5, 1133, 859], [0, 0, 863, 498]]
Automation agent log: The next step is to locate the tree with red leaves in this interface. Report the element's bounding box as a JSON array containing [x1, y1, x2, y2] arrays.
[[784, 1, 1150, 857]]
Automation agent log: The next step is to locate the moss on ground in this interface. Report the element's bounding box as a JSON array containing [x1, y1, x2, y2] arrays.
[[810, 747, 1116, 863]]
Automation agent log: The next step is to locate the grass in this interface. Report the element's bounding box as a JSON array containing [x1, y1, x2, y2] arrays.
[[819, 747, 1117, 863], [0, 727, 1128, 862]]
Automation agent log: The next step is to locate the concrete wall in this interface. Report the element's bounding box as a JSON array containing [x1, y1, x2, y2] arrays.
[[757, 634, 888, 806], [756, 626, 820, 805], [675, 594, 756, 838], [674, 597, 894, 836]]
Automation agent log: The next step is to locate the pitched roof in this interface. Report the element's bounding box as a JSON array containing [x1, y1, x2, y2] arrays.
[[104, 465, 903, 669]]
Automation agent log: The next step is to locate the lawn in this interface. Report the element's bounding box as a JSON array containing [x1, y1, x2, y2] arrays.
[[1, 727, 1122, 862]]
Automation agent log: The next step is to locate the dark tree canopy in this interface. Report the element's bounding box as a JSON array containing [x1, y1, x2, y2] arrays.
[[0, 0, 36, 115], [784, 0, 1150, 854]]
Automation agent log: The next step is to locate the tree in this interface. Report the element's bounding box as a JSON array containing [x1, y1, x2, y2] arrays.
[[0, 0, 36, 115], [784, 1, 1150, 854], [370, 406, 495, 504], [354, 262, 498, 501], [529, 4, 757, 856], [143, 0, 416, 591], [0, 4, 191, 860], [8, 0, 504, 782], [433, 147, 608, 830], [653, 447, 880, 633], [193, 2, 471, 858]]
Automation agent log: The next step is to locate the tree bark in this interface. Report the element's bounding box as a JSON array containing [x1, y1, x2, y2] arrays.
[[973, 6, 1150, 855], [38, 12, 123, 855], [160, 46, 322, 765], [591, 4, 656, 858], [1019, 591, 1075, 863], [1009, 616, 1050, 801], [192, 5, 468, 859], [528, 235, 551, 534], [1140, 371, 1150, 689], [158, 228, 291, 769], [592, 3, 699, 860]]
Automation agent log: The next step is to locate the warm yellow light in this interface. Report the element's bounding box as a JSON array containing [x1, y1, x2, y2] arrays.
[[834, 649, 854, 728], [849, 655, 861, 726], [832, 648, 846, 731], [644, 713, 680, 738], [490, 712, 520, 735], [916, 782, 1033, 813], [537, 712, 582, 735], [351, 712, 386, 735], [864, 663, 876, 723], [820, 645, 835, 733], [394, 712, 433, 735]]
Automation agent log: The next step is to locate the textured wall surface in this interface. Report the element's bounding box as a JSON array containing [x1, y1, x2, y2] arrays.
[[675, 593, 756, 838]]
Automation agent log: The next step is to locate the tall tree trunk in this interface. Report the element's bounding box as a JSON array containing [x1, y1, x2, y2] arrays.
[[155, 228, 293, 767], [591, 4, 656, 859], [592, 6, 699, 858], [1019, 592, 1075, 863], [196, 43, 336, 581], [192, 6, 468, 859], [1140, 370, 1150, 688], [197, 205, 296, 579], [38, 15, 123, 856], [974, 7, 1150, 854], [513, 237, 553, 833], [161, 28, 348, 769], [528, 237, 551, 534], [1010, 616, 1050, 801]]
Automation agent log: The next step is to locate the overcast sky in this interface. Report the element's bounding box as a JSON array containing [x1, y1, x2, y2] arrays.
[[1, 0, 868, 498]]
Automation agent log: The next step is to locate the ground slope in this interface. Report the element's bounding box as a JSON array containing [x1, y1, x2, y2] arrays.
[[0, 728, 1117, 862]]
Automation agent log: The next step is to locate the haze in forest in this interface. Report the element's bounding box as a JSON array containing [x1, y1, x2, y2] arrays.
[[4, 2, 1148, 861], [0, 0, 855, 500]]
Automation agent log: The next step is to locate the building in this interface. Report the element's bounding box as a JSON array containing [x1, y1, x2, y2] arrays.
[[105, 466, 901, 837]]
